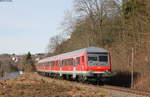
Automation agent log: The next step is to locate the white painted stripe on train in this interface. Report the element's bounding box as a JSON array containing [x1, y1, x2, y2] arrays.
[[37, 70, 105, 74]]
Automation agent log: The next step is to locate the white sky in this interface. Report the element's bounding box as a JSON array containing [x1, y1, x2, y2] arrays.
[[0, 0, 73, 54]]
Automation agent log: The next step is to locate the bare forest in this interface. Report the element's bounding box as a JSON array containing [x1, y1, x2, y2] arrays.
[[47, 0, 150, 90]]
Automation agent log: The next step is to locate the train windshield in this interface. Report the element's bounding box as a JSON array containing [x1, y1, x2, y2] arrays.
[[88, 56, 97, 61], [99, 56, 108, 62], [88, 53, 108, 66]]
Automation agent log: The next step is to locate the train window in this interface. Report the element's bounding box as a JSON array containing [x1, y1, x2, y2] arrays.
[[47, 62, 50, 67], [54, 61, 55, 66], [64, 60, 66, 66], [49, 62, 51, 67], [76, 57, 80, 65], [51, 61, 54, 67], [82, 56, 84, 63], [99, 56, 108, 62], [55, 61, 57, 66], [61, 60, 63, 66], [56, 61, 58, 67], [50, 62, 52, 67], [62, 58, 73, 66], [88, 56, 97, 61], [73, 59, 76, 66], [70, 58, 73, 65], [48, 62, 50, 66], [53, 61, 54, 67], [60, 60, 62, 67], [68, 58, 73, 66], [63, 60, 65, 66], [45, 63, 48, 67], [65, 59, 67, 66], [57, 61, 59, 66], [62, 60, 65, 66], [66, 59, 69, 66], [66, 58, 69, 66]]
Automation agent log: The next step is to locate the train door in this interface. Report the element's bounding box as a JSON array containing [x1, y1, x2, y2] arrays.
[[73, 58, 76, 72], [69, 58, 74, 71], [72, 58, 77, 78], [75, 57, 81, 71], [81, 56, 85, 71], [58, 60, 63, 76], [56, 60, 60, 71], [53, 61, 56, 71], [59, 60, 62, 71]]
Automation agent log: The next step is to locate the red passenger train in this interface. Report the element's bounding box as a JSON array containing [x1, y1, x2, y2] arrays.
[[36, 47, 112, 82]]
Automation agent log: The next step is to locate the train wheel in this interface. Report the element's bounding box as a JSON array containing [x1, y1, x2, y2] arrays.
[[96, 80, 104, 85], [78, 75, 87, 82], [58, 75, 63, 80]]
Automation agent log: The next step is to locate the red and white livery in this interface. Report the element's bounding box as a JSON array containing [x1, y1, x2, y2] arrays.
[[36, 47, 112, 81]]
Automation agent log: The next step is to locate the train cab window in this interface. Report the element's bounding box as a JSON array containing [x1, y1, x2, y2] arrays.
[[88, 56, 97, 61], [88, 53, 108, 66], [99, 56, 108, 62]]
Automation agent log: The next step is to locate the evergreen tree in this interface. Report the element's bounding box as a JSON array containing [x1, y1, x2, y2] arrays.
[[23, 52, 35, 72], [26, 52, 32, 61]]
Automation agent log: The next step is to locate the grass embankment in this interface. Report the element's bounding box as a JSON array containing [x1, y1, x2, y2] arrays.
[[0, 73, 113, 97]]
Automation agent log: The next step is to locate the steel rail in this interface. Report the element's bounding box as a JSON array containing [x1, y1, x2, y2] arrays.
[[37, 73, 150, 97]]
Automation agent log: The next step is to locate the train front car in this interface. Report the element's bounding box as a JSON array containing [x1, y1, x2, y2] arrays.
[[36, 47, 112, 83], [85, 47, 112, 82]]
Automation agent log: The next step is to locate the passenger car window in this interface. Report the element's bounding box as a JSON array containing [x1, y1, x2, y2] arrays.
[[76, 57, 80, 65], [82, 56, 84, 63]]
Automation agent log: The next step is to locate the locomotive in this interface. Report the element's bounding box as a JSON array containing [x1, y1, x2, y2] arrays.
[[36, 47, 112, 82]]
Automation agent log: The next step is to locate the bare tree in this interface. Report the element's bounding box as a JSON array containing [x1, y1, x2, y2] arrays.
[[47, 34, 65, 53], [74, 0, 120, 46]]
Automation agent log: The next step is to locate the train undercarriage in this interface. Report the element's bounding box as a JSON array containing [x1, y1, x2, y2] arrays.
[[37, 70, 112, 85]]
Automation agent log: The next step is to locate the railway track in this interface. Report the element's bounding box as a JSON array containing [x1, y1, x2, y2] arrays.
[[78, 82, 150, 97], [37, 73, 150, 97], [101, 85, 150, 97]]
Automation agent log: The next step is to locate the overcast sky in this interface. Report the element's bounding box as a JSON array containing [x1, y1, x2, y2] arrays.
[[0, 0, 73, 54]]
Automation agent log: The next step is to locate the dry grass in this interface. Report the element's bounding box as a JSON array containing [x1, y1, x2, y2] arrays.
[[134, 73, 150, 91], [0, 73, 113, 97]]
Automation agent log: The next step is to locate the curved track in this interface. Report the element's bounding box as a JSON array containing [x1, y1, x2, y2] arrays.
[[101, 85, 150, 97], [38, 73, 150, 97]]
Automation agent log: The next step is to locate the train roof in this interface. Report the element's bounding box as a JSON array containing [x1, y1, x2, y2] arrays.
[[38, 47, 108, 63]]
